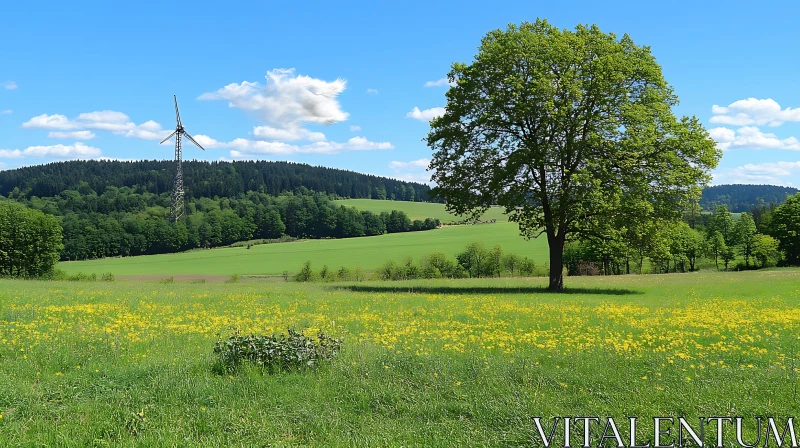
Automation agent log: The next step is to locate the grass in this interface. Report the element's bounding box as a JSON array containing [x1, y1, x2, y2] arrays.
[[59, 221, 547, 277], [334, 199, 509, 222], [1, 269, 799, 445]]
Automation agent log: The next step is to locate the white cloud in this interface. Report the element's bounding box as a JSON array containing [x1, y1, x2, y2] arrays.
[[200, 68, 348, 143], [0, 149, 23, 158], [708, 127, 735, 143], [366, 88, 379, 94], [252, 125, 325, 142], [192, 134, 226, 149], [1, 110, 11, 115], [227, 136, 393, 159], [424, 78, 455, 88], [23, 111, 168, 140], [48, 130, 96, 140], [349, 125, 361, 132], [23, 114, 73, 130], [389, 158, 430, 169], [406, 106, 445, 122], [709, 126, 800, 151], [712, 161, 800, 187], [388, 158, 432, 184], [0, 142, 102, 159], [2, 81, 17, 90], [710, 98, 800, 127]]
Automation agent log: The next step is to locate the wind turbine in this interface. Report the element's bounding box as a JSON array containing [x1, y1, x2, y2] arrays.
[[160, 95, 205, 222]]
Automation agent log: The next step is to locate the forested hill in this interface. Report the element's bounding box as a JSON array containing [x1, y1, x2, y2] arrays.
[[0, 160, 432, 201], [700, 184, 798, 212]]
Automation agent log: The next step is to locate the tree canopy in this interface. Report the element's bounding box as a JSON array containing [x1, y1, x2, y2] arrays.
[[427, 19, 720, 290], [771, 194, 800, 265], [0, 201, 63, 277]]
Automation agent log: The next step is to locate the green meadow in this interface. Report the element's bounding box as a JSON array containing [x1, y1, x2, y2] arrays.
[[1, 269, 798, 445], [59, 201, 545, 277]]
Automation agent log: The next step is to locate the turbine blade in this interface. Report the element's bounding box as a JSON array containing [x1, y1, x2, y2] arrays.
[[159, 130, 177, 144], [183, 131, 206, 151], [174, 95, 182, 127]]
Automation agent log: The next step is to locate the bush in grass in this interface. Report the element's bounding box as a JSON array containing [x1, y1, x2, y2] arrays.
[[378, 259, 401, 280], [101, 272, 115, 282], [518, 257, 536, 276], [319, 265, 332, 281], [294, 261, 315, 282], [420, 252, 459, 278], [67, 272, 96, 281], [49, 269, 69, 280], [161, 276, 174, 284], [225, 273, 240, 283], [337, 266, 352, 281], [282, 270, 290, 281], [213, 329, 343, 374]]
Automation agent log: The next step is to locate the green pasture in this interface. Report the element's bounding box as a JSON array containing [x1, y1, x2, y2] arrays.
[[60, 221, 545, 277], [1, 269, 799, 445], [334, 199, 509, 222]]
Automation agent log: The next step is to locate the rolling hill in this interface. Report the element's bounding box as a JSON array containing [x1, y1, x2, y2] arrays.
[[59, 201, 546, 277]]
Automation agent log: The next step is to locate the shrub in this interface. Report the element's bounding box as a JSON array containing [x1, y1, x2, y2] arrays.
[[518, 257, 536, 276], [67, 272, 95, 281], [213, 329, 343, 374], [190, 278, 207, 284], [225, 273, 240, 284], [294, 261, 315, 282], [378, 260, 401, 281], [282, 270, 290, 282], [101, 272, 115, 282], [353, 267, 365, 282], [161, 276, 174, 284], [421, 252, 459, 278], [50, 269, 69, 281], [320, 265, 330, 281], [337, 266, 352, 281]]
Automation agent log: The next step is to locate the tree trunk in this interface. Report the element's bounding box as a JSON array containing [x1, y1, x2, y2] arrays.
[[548, 233, 565, 292]]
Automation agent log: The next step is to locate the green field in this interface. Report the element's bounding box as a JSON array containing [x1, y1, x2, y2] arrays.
[[334, 199, 509, 222], [60, 201, 542, 277], [1, 269, 798, 445]]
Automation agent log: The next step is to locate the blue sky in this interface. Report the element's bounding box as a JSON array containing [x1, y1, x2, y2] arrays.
[[2, 0, 800, 186]]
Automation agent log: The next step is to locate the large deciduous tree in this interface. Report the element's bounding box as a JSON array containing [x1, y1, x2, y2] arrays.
[[426, 20, 720, 291]]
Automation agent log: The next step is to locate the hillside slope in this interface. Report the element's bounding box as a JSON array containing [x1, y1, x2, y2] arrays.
[[0, 159, 432, 201], [700, 184, 798, 212]]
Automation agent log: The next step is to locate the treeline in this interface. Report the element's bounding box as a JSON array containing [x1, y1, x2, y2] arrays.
[[8, 186, 441, 261], [0, 160, 433, 202], [700, 184, 798, 212], [294, 242, 546, 282], [565, 195, 800, 275]]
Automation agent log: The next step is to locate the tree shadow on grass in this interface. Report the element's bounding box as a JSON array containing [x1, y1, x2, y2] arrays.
[[331, 285, 643, 296]]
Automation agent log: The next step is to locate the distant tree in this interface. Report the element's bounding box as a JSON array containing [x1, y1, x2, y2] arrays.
[[385, 210, 411, 233], [0, 202, 63, 277], [362, 210, 386, 236], [427, 19, 719, 290], [260, 209, 286, 239], [502, 253, 521, 276], [486, 244, 504, 277], [706, 231, 726, 271], [456, 242, 489, 278], [707, 204, 735, 246], [683, 226, 706, 272], [752, 234, 781, 268], [734, 212, 757, 267], [771, 194, 800, 265]]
